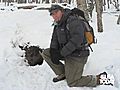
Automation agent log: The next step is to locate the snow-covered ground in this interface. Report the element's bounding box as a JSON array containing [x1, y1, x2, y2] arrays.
[[0, 3, 120, 90]]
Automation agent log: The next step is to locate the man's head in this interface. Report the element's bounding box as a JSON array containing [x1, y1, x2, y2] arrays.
[[49, 4, 64, 22]]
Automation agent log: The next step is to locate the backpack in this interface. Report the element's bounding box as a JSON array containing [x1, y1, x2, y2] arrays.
[[71, 8, 97, 51], [83, 21, 96, 45]]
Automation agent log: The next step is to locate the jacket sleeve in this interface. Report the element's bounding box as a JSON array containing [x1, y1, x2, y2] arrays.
[[61, 19, 85, 57], [50, 26, 59, 49]]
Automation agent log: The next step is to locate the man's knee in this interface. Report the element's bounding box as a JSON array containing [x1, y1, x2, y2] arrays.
[[42, 48, 50, 57], [41, 48, 51, 61], [67, 82, 75, 87], [67, 81, 82, 87], [67, 81, 92, 87], [66, 78, 79, 87], [67, 75, 97, 87], [67, 81, 84, 87]]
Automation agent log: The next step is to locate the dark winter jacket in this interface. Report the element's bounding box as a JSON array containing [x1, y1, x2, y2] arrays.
[[50, 9, 89, 57]]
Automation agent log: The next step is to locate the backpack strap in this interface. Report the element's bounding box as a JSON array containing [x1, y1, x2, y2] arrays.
[[83, 21, 91, 32], [88, 44, 93, 52]]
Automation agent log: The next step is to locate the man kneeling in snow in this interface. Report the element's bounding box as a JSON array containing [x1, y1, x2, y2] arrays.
[[41, 4, 114, 87]]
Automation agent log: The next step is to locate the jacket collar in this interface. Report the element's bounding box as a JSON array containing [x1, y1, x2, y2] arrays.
[[57, 9, 72, 26]]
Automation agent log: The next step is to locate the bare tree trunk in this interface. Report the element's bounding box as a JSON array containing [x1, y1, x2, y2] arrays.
[[110, 0, 112, 4], [103, 0, 106, 11], [87, 0, 94, 18], [107, 0, 110, 9], [76, 0, 89, 21], [95, 0, 103, 32], [7, 0, 10, 6], [117, 15, 120, 24], [63, 0, 69, 3], [116, 0, 119, 11], [112, 0, 120, 11], [68, 0, 71, 4], [5, 0, 11, 6], [52, 0, 57, 3], [5, 0, 7, 6]]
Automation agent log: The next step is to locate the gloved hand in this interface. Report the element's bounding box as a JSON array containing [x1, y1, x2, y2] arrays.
[[50, 48, 62, 65]]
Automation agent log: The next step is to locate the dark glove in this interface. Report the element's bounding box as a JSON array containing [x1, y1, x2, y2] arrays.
[[50, 48, 62, 65]]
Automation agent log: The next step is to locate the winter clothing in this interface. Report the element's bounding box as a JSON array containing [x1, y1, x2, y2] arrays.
[[50, 9, 89, 58], [50, 48, 63, 65], [42, 7, 98, 87], [42, 48, 97, 87]]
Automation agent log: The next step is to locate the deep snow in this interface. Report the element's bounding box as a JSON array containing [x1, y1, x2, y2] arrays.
[[0, 3, 120, 90]]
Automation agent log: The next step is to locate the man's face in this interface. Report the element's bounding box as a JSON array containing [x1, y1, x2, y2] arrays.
[[51, 10, 63, 22]]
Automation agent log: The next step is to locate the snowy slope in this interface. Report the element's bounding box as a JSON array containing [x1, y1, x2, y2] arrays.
[[0, 3, 120, 90]]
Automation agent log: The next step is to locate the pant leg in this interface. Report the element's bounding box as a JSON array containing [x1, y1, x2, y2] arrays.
[[65, 56, 97, 87], [41, 48, 65, 75]]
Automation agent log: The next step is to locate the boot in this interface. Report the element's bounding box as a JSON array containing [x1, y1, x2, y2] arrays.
[[53, 74, 66, 82]]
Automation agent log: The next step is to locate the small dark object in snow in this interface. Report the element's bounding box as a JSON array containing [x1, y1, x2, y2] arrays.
[[19, 44, 43, 66]]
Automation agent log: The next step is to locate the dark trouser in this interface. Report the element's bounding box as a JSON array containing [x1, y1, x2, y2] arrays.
[[42, 48, 97, 87]]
